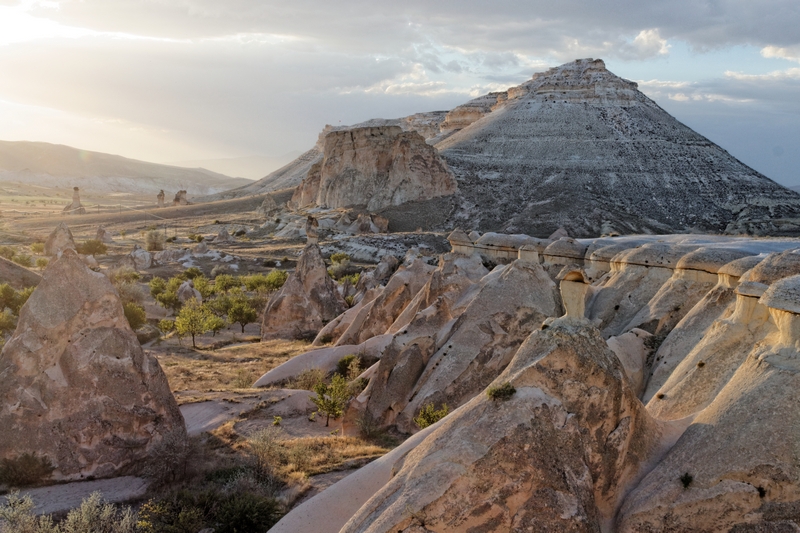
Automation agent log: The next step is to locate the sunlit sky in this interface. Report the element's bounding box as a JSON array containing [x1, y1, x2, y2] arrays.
[[0, 0, 798, 184]]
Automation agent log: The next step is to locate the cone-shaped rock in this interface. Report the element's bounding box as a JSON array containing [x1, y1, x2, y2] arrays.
[[262, 243, 348, 340], [0, 249, 185, 480], [44, 222, 76, 257], [437, 58, 800, 236]]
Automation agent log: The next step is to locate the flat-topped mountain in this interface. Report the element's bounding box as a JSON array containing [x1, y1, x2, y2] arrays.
[[214, 59, 800, 237], [0, 141, 251, 198]]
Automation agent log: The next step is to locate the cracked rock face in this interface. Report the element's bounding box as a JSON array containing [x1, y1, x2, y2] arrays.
[[342, 318, 664, 533], [290, 125, 457, 211], [261, 243, 348, 340], [0, 250, 185, 481]]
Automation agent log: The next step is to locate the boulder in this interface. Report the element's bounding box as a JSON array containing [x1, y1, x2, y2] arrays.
[[128, 245, 152, 270], [342, 318, 665, 533], [0, 250, 185, 480], [177, 279, 202, 303], [214, 227, 234, 244], [261, 243, 348, 340], [193, 241, 209, 254], [95, 226, 114, 244], [44, 222, 76, 257], [153, 248, 190, 263]]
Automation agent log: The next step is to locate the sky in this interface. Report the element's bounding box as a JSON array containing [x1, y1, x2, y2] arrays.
[[0, 0, 798, 185]]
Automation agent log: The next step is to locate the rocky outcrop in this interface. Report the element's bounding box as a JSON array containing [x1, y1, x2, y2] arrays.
[[343, 318, 665, 533], [61, 187, 85, 215], [290, 126, 457, 211], [261, 243, 348, 340], [305, 216, 319, 245], [213, 227, 234, 244], [336, 212, 390, 234], [95, 225, 114, 243], [128, 245, 153, 270], [0, 256, 42, 289], [177, 279, 202, 303], [0, 250, 185, 480], [172, 190, 189, 206], [619, 277, 800, 530], [44, 222, 77, 257], [364, 257, 560, 431], [156, 189, 165, 207], [256, 194, 281, 217]]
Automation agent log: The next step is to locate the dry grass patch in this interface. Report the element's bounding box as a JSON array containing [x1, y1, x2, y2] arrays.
[[156, 338, 311, 393]]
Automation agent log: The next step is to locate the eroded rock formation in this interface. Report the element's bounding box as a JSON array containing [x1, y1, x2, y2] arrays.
[[44, 222, 76, 257], [61, 187, 86, 215], [0, 250, 185, 480], [172, 190, 189, 206], [261, 243, 348, 340], [290, 126, 457, 211], [156, 189, 165, 207]]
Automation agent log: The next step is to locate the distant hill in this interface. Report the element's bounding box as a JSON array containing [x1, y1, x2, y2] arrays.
[[0, 141, 252, 198], [169, 152, 302, 181]]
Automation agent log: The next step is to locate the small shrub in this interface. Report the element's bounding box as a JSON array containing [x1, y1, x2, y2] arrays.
[[187, 233, 204, 243], [34, 257, 48, 271], [214, 274, 240, 293], [336, 354, 361, 377], [30, 242, 44, 254], [158, 319, 175, 335], [77, 239, 107, 256], [486, 382, 516, 401], [11, 254, 32, 267], [680, 472, 693, 489], [0, 246, 15, 260], [233, 368, 254, 388], [265, 270, 288, 291], [330, 252, 350, 264], [149, 276, 167, 298], [192, 275, 215, 299], [0, 309, 17, 335], [247, 427, 285, 480], [146, 230, 165, 252], [356, 413, 384, 440], [115, 282, 145, 306], [211, 264, 231, 278], [183, 266, 203, 279], [273, 416, 282, 426], [122, 302, 147, 330], [12, 287, 33, 314], [288, 368, 325, 391], [0, 452, 55, 487], [414, 402, 449, 429]]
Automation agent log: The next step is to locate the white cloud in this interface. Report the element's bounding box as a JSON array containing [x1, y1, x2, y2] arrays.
[[761, 45, 800, 62]]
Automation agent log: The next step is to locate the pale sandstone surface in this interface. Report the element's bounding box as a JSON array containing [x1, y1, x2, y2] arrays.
[[95, 225, 114, 243], [0, 250, 185, 480], [128, 245, 153, 270], [176, 279, 202, 303], [365, 258, 560, 432], [18, 477, 149, 516], [342, 318, 665, 533], [261, 243, 348, 340], [619, 330, 800, 531], [44, 222, 76, 256], [336, 258, 436, 346]]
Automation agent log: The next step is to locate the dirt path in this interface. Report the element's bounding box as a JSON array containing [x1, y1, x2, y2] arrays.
[[12, 476, 149, 516]]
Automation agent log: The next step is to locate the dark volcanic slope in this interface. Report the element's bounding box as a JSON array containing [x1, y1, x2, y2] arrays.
[[436, 59, 800, 237]]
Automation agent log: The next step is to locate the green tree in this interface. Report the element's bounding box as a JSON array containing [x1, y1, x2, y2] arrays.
[[206, 314, 227, 337], [228, 300, 258, 333], [175, 299, 213, 348], [192, 275, 215, 299], [311, 374, 352, 427], [149, 276, 167, 299], [158, 319, 175, 335]]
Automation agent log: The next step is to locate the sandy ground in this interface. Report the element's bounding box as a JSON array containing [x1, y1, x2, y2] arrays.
[[11, 477, 149, 516]]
